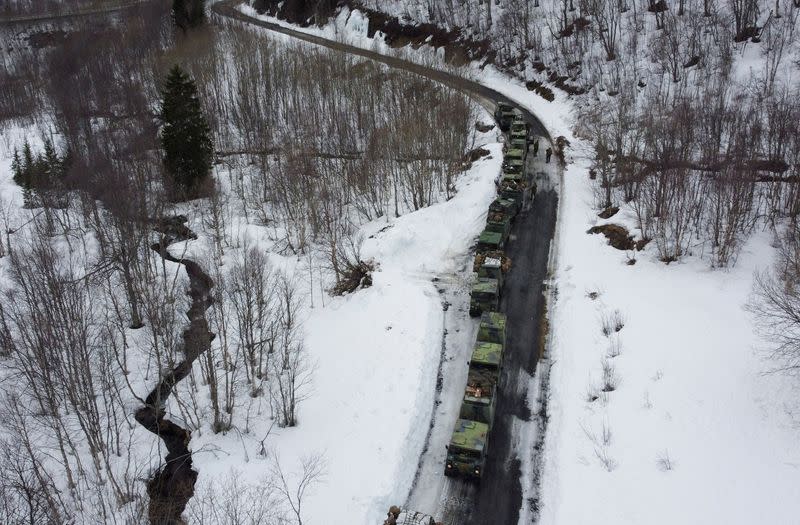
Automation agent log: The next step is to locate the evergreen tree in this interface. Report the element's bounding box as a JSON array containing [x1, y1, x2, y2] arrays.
[[159, 65, 213, 200], [172, 0, 206, 32], [10, 139, 71, 208]]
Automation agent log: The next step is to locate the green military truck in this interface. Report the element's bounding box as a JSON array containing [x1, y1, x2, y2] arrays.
[[502, 154, 525, 174], [510, 136, 528, 154], [476, 228, 504, 252], [460, 340, 504, 424], [469, 277, 499, 317], [494, 102, 518, 131], [510, 116, 529, 137], [489, 196, 519, 219], [485, 208, 512, 243], [500, 172, 527, 207], [445, 419, 490, 479], [474, 251, 510, 285], [476, 255, 504, 283], [478, 311, 507, 345]]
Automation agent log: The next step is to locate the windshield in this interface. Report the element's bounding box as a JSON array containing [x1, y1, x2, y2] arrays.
[[450, 446, 481, 459]]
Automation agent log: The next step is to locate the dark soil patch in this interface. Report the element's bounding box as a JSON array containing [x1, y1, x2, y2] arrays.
[[647, 0, 669, 12], [525, 79, 555, 102], [598, 206, 619, 219], [475, 122, 495, 133], [331, 259, 375, 295], [465, 147, 491, 164], [683, 55, 701, 68], [26, 29, 68, 48], [635, 238, 650, 251], [587, 224, 635, 251], [357, 6, 492, 66]]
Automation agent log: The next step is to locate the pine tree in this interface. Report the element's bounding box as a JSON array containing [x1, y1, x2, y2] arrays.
[[159, 65, 213, 200], [10, 149, 21, 184]]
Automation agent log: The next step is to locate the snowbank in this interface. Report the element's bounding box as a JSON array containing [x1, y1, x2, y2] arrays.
[[189, 142, 502, 524]]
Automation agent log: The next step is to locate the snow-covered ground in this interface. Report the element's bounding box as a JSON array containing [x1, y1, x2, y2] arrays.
[[234, 5, 800, 523], [181, 139, 504, 524], [4, 3, 799, 523], [540, 157, 800, 524]]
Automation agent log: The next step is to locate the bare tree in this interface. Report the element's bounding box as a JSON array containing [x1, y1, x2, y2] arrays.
[[269, 453, 326, 525], [747, 226, 800, 374]]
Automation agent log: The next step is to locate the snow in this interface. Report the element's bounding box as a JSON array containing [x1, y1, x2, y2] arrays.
[[539, 155, 800, 524], [186, 140, 503, 524], [3, 3, 799, 524]]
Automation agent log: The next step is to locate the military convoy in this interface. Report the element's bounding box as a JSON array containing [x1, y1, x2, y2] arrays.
[[446, 104, 537, 482]]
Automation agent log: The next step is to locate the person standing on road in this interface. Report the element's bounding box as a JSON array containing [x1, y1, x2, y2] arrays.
[[545, 147, 552, 163], [533, 139, 539, 157]]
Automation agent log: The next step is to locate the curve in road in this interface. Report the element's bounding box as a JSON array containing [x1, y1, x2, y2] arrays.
[[211, 3, 559, 524]]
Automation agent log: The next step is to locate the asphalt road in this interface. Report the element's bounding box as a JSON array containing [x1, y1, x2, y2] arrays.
[[211, 4, 560, 523], [453, 151, 558, 525]]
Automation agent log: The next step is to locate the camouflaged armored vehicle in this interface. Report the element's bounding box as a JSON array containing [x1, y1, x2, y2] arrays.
[[500, 172, 527, 206], [445, 419, 489, 479], [505, 145, 526, 163], [510, 136, 528, 154], [510, 116, 528, 134], [494, 102, 518, 131], [489, 196, 519, 219], [473, 250, 510, 279], [476, 228, 504, 252], [460, 340, 504, 424], [469, 277, 499, 317], [477, 255, 503, 283], [502, 155, 525, 174], [478, 311, 507, 345], [485, 209, 512, 243]]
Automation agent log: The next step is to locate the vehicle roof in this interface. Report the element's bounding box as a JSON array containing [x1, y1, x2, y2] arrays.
[[472, 278, 499, 294], [480, 311, 507, 331], [490, 197, 516, 209], [472, 341, 503, 367], [479, 230, 503, 243], [449, 419, 488, 451]]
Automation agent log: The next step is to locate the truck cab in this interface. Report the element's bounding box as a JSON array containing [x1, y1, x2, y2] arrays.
[[494, 102, 518, 131], [510, 137, 528, 155], [505, 146, 526, 163], [489, 196, 519, 219], [478, 311, 507, 345], [485, 209, 512, 243], [445, 419, 489, 480], [476, 229, 504, 252], [501, 173, 528, 208], [477, 256, 503, 283], [469, 278, 499, 317], [502, 155, 525, 174]]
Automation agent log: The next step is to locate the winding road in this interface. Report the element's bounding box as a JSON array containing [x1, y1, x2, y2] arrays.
[[210, 3, 559, 524]]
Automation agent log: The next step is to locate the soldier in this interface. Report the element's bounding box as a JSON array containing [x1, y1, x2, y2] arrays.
[[533, 138, 539, 157], [545, 147, 552, 163]]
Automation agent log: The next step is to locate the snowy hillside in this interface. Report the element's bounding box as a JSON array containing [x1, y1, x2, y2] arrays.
[[1, 0, 800, 524]]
